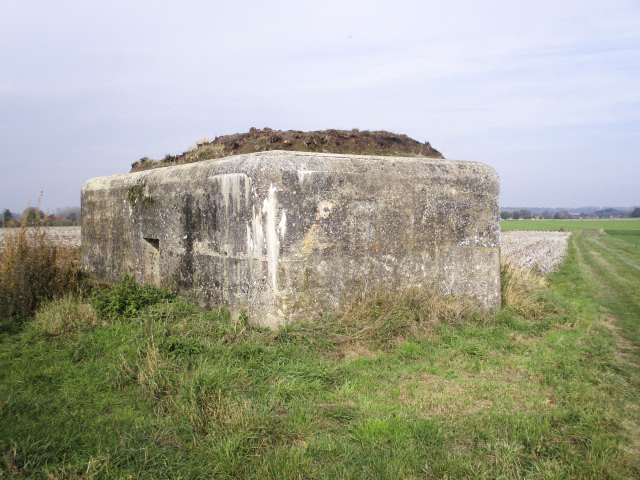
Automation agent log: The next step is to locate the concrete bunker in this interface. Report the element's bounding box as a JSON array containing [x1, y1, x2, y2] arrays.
[[82, 150, 500, 327]]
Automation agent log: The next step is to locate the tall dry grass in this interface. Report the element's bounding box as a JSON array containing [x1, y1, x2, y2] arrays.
[[500, 261, 548, 315], [280, 288, 476, 355], [0, 223, 84, 322], [334, 289, 472, 344]]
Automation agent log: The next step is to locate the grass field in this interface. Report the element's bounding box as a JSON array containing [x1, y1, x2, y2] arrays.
[[1, 228, 639, 478], [501, 218, 640, 232]]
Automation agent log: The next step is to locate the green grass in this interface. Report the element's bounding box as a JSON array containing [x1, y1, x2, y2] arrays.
[[1, 236, 639, 478], [571, 230, 640, 350], [607, 230, 640, 247], [501, 218, 640, 232]]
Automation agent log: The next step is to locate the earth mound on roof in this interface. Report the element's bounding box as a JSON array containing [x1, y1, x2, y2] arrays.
[[131, 128, 445, 172]]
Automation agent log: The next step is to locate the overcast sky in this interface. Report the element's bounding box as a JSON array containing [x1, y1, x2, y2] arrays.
[[1, 0, 639, 213]]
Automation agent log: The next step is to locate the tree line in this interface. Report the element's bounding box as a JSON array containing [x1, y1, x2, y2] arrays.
[[500, 209, 532, 220], [1, 206, 81, 227], [501, 207, 640, 220]]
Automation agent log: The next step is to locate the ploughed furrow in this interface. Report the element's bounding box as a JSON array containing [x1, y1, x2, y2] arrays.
[[500, 231, 571, 274], [574, 231, 640, 351]]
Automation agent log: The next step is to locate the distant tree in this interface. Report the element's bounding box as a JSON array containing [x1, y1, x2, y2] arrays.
[[23, 207, 44, 226], [2, 209, 11, 226], [500, 211, 511, 220], [594, 208, 623, 218], [631, 207, 640, 218], [512, 210, 521, 220], [541, 210, 551, 219], [55, 206, 81, 223], [520, 209, 532, 220]]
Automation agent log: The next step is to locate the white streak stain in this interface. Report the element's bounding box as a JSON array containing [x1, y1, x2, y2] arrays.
[[246, 224, 253, 255], [211, 173, 249, 212], [251, 205, 264, 257], [265, 184, 279, 291], [297, 170, 323, 185], [278, 211, 287, 241]]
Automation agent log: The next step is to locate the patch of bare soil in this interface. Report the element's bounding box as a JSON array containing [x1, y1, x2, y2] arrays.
[[0, 226, 81, 250], [500, 231, 572, 274], [131, 128, 444, 172]]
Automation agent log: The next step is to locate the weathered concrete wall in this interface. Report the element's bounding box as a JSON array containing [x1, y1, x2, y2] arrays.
[[82, 151, 500, 327]]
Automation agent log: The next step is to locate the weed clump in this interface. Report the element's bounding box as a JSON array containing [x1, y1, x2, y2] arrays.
[[0, 224, 84, 323], [90, 275, 174, 321], [33, 294, 99, 337]]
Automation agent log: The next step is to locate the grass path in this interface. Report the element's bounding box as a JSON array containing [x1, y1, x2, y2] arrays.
[[572, 230, 640, 354], [569, 229, 640, 467]]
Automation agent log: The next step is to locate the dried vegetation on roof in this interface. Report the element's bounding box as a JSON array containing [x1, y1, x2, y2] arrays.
[[130, 127, 444, 172]]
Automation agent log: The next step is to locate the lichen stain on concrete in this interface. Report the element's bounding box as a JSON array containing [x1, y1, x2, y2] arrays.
[[82, 150, 500, 328], [126, 180, 155, 209], [301, 224, 331, 255], [316, 200, 335, 220]]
